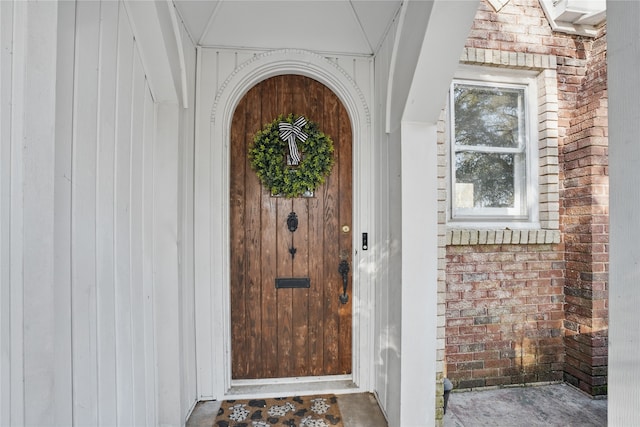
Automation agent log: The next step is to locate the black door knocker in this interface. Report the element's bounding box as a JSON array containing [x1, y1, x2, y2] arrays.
[[287, 212, 298, 232]]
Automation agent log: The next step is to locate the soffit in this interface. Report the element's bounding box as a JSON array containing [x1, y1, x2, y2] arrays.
[[173, 0, 403, 56], [539, 0, 606, 37]]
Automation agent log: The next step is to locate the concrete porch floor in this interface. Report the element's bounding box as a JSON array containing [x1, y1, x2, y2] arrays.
[[186, 383, 606, 426], [444, 383, 607, 427]]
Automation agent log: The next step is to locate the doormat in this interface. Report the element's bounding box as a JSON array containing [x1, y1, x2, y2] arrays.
[[214, 394, 343, 427]]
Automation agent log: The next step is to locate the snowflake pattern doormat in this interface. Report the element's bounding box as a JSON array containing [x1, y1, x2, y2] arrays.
[[214, 394, 343, 427]]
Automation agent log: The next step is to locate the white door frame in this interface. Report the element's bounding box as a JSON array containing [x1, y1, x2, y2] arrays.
[[194, 48, 375, 400]]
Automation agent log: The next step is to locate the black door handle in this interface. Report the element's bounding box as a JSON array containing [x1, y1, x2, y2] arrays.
[[338, 259, 349, 304]]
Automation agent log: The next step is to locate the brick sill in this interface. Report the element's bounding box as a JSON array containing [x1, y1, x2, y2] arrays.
[[446, 228, 561, 246]]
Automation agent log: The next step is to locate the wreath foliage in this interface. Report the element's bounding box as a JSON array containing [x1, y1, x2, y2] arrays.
[[249, 114, 335, 198]]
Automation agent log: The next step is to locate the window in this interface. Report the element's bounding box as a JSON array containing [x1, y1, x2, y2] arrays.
[[448, 70, 538, 225]]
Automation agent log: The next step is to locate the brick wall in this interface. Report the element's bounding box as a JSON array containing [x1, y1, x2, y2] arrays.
[[467, 0, 554, 54], [559, 26, 609, 396], [445, 244, 565, 388], [442, 0, 608, 395]]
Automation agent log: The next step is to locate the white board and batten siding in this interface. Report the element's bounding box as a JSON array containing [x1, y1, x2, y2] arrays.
[[1, 1, 19, 424], [0, 1, 196, 426], [608, 1, 640, 424]]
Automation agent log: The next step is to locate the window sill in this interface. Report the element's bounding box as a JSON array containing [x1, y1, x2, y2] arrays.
[[445, 228, 561, 246]]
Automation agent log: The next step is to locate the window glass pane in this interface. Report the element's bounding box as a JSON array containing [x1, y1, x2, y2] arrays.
[[454, 84, 524, 149], [454, 152, 516, 208]]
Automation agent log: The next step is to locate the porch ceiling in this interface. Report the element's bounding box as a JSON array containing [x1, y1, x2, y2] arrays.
[[173, 0, 402, 56]]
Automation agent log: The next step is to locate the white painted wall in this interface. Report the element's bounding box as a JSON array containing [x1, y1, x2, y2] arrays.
[[0, 1, 198, 425], [372, 12, 401, 423], [176, 17, 199, 423], [608, 1, 640, 424], [373, 1, 478, 425], [0, 2, 12, 423], [0, 3, 74, 424]]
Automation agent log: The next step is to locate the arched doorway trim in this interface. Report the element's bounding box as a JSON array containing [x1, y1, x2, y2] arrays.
[[196, 48, 374, 399]]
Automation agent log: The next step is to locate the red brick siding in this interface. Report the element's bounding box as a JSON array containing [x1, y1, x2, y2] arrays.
[[444, 0, 609, 394], [468, 0, 553, 54], [446, 244, 565, 388], [559, 25, 609, 396]]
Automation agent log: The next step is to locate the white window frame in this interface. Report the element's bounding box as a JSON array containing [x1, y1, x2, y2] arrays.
[[447, 66, 540, 228]]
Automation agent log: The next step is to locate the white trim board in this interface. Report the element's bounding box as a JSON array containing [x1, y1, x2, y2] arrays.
[[194, 48, 375, 400]]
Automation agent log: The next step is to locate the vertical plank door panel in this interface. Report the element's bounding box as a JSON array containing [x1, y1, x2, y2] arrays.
[[275, 76, 294, 378], [337, 101, 353, 375], [291, 75, 310, 377], [230, 75, 351, 379], [292, 196, 310, 376], [260, 78, 279, 378], [322, 87, 341, 375], [230, 87, 248, 378], [306, 78, 327, 376], [244, 86, 263, 378]]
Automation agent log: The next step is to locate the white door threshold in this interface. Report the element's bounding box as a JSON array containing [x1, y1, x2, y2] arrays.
[[226, 375, 362, 400]]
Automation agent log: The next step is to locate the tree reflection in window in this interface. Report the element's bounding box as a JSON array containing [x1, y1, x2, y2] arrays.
[[455, 152, 516, 208], [452, 83, 526, 211]]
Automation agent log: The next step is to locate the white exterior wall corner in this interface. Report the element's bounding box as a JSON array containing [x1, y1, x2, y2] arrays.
[[177, 17, 199, 425], [372, 14, 399, 423], [392, 1, 478, 426], [400, 121, 439, 427], [126, 3, 199, 425], [607, 0, 640, 424], [373, 1, 479, 424]]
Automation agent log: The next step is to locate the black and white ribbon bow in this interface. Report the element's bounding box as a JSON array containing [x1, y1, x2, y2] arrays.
[[279, 116, 308, 165]]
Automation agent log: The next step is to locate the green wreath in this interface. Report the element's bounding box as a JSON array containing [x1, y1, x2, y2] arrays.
[[249, 113, 335, 198]]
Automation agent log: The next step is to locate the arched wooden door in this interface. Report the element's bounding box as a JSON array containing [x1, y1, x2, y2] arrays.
[[230, 75, 352, 380]]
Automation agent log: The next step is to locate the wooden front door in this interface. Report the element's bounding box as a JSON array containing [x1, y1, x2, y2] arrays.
[[230, 75, 352, 380]]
